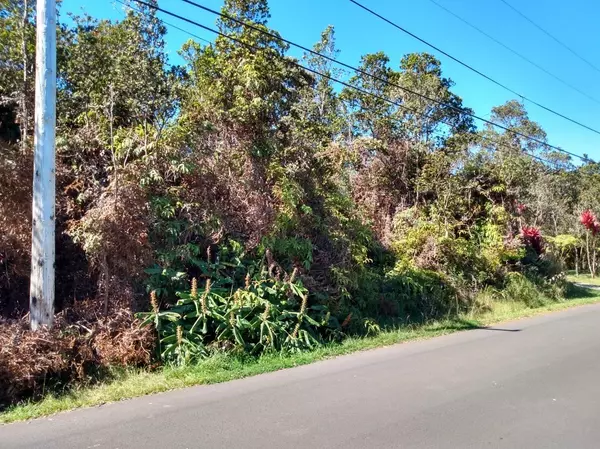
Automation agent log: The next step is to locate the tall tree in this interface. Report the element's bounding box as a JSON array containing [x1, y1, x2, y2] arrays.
[[396, 53, 473, 146]]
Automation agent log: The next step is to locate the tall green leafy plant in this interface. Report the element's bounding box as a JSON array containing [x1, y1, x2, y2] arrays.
[[139, 266, 329, 365]]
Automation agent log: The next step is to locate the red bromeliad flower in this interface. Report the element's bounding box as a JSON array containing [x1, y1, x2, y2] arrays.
[[521, 226, 544, 255], [516, 203, 527, 216], [580, 209, 596, 229], [580, 210, 600, 235]]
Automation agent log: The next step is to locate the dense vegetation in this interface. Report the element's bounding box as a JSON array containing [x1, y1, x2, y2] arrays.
[[2, 0, 600, 406]]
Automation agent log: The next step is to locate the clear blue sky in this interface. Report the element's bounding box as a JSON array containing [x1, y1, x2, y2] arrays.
[[60, 0, 600, 161]]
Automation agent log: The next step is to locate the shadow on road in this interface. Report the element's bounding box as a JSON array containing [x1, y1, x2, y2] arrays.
[[572, 282, 600, 291], [452, 318, 521, 333]]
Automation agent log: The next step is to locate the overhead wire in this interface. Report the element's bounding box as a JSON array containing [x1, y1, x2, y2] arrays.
[[177, 0, 591, 163], [120, 0, 571, 169], [113, 0, 213, 45], [348, 0, 600, 138], [426, 0, 600, 106], [498, 0, 600, 75]]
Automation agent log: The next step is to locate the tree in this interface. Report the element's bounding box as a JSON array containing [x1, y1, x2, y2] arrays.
[[63, 4, 179, 305], [341, 52, 399, 141], [396, 53, 473, 145], [0, 0, 34, 144], [477, 100, 548, 211], [549, 234, 581, 275]]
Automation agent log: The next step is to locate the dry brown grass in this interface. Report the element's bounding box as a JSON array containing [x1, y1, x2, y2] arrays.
[[0, 303, 154, 408], [0, 144, 33, 317]]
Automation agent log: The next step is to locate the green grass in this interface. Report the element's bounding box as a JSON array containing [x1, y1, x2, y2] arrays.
[[2, 286, 600, 424], [567, 271, 600, 286]]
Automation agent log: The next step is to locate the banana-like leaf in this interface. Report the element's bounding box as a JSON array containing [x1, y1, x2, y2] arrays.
[[303, 315, 320, 326], [232, 326, 245, 346]]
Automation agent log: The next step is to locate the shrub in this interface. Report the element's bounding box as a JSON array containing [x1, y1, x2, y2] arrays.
[[474, 219, 523, 280], [521, 226, 544, 255], [139, 269, 330, 365], [499, 273, 549, 308], [0, 144, 32, 317], [384, 266, 458, 321], [69, 180, 152, 310], [471, 285, 497, 315], [533, 252, 564, 280], [0, 307, 153, 407], [259, 236, 313, 271]]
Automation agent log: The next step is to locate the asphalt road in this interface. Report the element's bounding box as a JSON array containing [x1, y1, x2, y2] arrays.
[[3, 304, 600, 449]]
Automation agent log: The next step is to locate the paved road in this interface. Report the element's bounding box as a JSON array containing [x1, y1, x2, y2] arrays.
[[3, 304, 600, 449], [574, 282, 600, 291]]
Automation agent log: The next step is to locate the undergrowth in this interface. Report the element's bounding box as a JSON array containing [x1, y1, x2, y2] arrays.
[[2, 284, 598, 424], [3, 0, 599, 420]]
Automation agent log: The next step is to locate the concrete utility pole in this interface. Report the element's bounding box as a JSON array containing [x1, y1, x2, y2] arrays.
[[30, 0, 56, 330]]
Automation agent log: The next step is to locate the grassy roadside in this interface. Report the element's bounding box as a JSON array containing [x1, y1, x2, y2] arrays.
[[2, 287, 600, 424], [567, 272, 600, 286]]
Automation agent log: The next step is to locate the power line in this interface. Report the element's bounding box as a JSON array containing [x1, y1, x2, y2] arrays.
[[348, 0, 600, 137], [114, 0, 212, 45], [426, 0, 600, 106], [498, 0, 600, 75], [178, 0, 591, 162], [124, 0, 571, 168], [160, 21, 212, 46]]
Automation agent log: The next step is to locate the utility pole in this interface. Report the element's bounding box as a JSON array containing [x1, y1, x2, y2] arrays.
[[30, 0, 56, 330]]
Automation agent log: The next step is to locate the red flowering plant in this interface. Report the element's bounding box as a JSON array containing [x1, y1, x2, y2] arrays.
[[580, 210, 599, 235], [580, 210, 599, 277], [521, 226, 543, 255]]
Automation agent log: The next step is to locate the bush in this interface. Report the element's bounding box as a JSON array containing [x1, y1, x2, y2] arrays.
[[70, 180, 153, 310], [387, 266, 459, 321], [532, 252, 564, 280], [139, 268, 330, 365], [498, 272, 567, 307], [0, 144, 32, 317], [0, 307, 153, 408], [499, 273, 547, 307]]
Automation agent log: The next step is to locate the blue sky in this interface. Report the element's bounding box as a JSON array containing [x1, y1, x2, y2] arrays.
[[60, 0, 600, 161]]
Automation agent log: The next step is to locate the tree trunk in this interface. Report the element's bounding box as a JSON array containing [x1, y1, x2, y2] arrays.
[[103, 254, 109, 316], [586, 232, 592, 277], [593, 242, 597, 278]]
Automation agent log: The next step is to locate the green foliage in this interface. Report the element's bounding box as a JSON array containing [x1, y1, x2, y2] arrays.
[[6, 0, 600, 415], [3, 0, 588, 366], [144, 266, 188, 300], [473, 213, 524, 278], [260, 236, 313, 270], [550, 234, 580, 252], [386, 266, 458, 320], [139, 271, 329, 365], [547, 234, 581, 267], [499, 273, 549, 307], [481, 270, 567, 309]]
